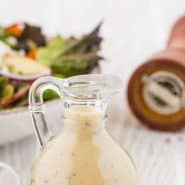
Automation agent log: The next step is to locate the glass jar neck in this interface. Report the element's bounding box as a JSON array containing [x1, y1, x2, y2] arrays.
[[63, 98, 107, 116], [62, 99, 107, 132]]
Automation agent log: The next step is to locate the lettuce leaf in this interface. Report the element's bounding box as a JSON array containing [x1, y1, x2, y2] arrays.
[[51, 53, 101, 77], [36, 36, 69, 66], [0, 77, 8, 92], [43, 89, 60, 101]]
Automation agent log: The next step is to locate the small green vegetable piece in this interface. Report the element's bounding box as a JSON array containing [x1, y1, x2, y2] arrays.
[[36, 36, 69, 66], [53, 74, 65, 78], [43, 89, 60, 101], [0, 27, 17, 49], [0, 77, 8, 91], [1, 84, 14, 101], [0, 26, 9, 40]]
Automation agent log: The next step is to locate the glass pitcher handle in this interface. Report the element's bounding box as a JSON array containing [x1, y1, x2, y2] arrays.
[[28, 76, 63, 148]]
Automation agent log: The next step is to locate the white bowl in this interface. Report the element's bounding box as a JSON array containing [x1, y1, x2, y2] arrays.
[[0, 67, 101, 145], [0, 100, 63, 145]]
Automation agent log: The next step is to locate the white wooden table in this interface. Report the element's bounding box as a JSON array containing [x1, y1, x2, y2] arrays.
[[0, 105, 184, 185]]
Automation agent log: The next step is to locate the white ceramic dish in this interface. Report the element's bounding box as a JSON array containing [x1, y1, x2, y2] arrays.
[[0, 100, 63, 145], [0, 67, 101, 145]]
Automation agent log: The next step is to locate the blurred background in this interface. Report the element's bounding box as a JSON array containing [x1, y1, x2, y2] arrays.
[[0, 1, 185, 185], [1, 0, 185, 93]]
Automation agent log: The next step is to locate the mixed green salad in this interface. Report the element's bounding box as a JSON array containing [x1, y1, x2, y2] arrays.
[[0, 22, 102, 110]]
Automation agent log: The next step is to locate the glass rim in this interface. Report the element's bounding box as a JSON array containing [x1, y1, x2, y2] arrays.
[[62, 74, 122, 101]]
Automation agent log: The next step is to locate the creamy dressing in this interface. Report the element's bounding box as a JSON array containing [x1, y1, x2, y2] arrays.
[[30, 106, 139, 185]]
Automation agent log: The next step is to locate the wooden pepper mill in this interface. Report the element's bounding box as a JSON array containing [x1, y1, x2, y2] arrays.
[[127, 15, 185, 131]]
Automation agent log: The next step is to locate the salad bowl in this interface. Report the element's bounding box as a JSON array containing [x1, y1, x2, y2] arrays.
[[0, 22, 102, 145]]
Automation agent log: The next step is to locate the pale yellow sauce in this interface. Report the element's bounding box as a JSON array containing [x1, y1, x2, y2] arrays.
[[30, 106, 139, 185]]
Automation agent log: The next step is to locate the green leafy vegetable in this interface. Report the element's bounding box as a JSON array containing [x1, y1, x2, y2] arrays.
[[51, 53, 101, 77], [1, 84, 14, 101], [0, 22, 103, 109], [0, 27, 17, 49], [0, 77, 8, 91], [0, 26, 9, 40], [60, 22, 102, 56], [0, 77, 14, 102], [37, 36, 69, 66], [37, 22, 102, 77], [53, 73, 65, 78], [43, 89, 60, 101]]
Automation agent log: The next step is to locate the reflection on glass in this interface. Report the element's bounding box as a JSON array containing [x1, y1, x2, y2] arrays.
[[0, 162, 20, 185]]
